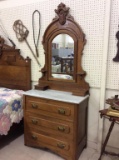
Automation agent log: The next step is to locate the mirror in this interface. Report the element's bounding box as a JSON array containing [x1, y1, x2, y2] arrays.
[[51, 34, 74, 80], [35, 3, 89, 96]]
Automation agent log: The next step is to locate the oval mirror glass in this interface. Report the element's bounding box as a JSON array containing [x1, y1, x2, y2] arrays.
[[51, 34, 74, 80]]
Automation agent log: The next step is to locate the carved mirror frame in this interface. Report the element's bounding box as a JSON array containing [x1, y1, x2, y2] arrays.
[[35, 3, 89, 96]]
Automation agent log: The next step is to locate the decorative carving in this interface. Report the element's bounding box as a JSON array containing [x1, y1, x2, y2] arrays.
[[0, 36, 14, 52], [0, 37, 31, 91], [0, 36, 5, 46], [0, 37, 4, 55], [113, 28, 119, 62], [54, 3, 70, 25]]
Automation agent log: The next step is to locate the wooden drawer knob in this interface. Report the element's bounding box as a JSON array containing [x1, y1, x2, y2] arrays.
[[31, 119, 38, 125], [57, 143, 65, 149], [58, 108, 66, 115], [58, 126, 65, 132], [32, 103, 38, 109], [31, 135, 37, 140]]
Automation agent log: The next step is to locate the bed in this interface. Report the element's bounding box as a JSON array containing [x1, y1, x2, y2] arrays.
[[0, 36, 31, 137]]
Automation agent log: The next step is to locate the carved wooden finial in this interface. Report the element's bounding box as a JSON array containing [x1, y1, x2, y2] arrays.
[[55, 3, 70, 25]]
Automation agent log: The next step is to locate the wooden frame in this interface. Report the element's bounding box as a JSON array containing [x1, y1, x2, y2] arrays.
[[35, 3, 89, 96]]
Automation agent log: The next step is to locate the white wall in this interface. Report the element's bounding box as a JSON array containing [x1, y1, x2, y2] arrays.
[[0, 0, 119, 152], [0, 0, 44, 8]]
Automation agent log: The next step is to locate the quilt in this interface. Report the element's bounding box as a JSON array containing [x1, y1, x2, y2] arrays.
[[0, 87, 24, 135]]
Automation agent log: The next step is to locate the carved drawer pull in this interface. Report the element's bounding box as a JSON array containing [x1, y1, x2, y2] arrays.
[[31, 135, 37, 140], [57, 143, 65, 149], [32, 103, 38, 109], [58, 126, 65, 132], [58, 108, 66, 115], [31, 119, 38, 125]]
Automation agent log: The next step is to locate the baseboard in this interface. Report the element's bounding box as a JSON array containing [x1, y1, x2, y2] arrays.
[[87, 140, 119, 155], [87, 140, 97, 150], [105, 146, 119, 154]]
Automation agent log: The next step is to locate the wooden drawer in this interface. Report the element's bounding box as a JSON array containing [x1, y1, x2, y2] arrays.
[[26, 115, 71, 133], [25, 131, 73, 157], [25, 96, 75, 121], [24, 113, 74, 140]]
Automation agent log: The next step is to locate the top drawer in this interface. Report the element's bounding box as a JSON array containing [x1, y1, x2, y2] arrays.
[[24, 96, 75, 121]]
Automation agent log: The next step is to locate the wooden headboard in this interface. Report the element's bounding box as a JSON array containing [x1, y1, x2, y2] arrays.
[[0, 36, 31, 91]]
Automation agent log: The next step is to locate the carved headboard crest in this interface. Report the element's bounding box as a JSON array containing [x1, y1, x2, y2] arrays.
[[0, 36, 14, 52], [0, 37, 4, 55], [54, 2, 73, 25], [0, 36, 5, 46], [0, 36, 31, 91]]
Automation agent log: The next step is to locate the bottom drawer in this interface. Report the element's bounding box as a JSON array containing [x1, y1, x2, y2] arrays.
[[25, 131, 72, 157]]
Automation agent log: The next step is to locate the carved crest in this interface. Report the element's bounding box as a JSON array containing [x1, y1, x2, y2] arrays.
[[0, 37, 4, 55], [0, 36, 5, 47], [55, 3, 70, 25], [0, 36, 14, 52]]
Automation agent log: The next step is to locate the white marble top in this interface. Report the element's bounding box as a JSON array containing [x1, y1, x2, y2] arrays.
[[24, 89, 89, 104]]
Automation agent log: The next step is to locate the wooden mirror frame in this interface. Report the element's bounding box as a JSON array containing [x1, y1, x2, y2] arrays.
[[35, 3, 89, 96]]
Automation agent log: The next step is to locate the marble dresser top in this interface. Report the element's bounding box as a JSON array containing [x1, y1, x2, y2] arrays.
[[24, 89, 89, 104]]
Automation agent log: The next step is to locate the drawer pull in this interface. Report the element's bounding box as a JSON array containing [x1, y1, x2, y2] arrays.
[[58, 108, 66, 115], [58, 126, 65, 132], [57, 143, 65, 149], [31, 119, 38, 125], [31, 135, 37, 140], [32, 104, 38, 109]]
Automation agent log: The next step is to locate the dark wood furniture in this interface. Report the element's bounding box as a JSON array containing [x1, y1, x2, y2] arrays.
[[0, 36, 31, 138], [24, 3, 89, 160], [24, 90, 89, 160], [99, 109, 119, 160], [35, 3, 89, 96], [0, 36, 31, 91]]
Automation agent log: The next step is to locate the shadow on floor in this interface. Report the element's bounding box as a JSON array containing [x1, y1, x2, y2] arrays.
[[0, 126, 23, 149]]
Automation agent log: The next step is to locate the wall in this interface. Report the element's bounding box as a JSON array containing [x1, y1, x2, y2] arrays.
[[0, 0, 119, 152]]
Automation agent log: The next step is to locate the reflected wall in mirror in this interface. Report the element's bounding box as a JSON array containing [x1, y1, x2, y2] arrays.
[[51, 34, 74, 80]]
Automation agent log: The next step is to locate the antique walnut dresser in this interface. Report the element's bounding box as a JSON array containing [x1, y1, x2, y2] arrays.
[[23, 3, 89, 160]]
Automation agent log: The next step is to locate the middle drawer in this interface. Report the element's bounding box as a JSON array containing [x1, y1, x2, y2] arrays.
[[25, 113, 74, 139]]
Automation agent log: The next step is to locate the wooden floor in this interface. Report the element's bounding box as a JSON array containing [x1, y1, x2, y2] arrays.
[[0, 134, 118, 160]]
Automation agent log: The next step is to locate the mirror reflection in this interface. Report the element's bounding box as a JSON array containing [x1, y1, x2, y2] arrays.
[[51, 34, 74, 80]]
